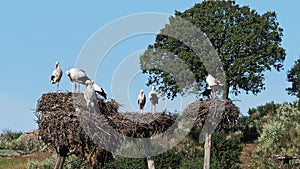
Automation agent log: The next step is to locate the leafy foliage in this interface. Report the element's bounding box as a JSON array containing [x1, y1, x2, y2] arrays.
[[247, 101, 280, 118], [287, 58, 300, 98], [238, 102, 281, 143], [238, 116, 259, 143], [0, 129, 23, 150], [0, 129, 22, 141], [104, 131, 242, 169], [210, 132, 243, 169], [28, 154, 89, 169], [0, 129, 44, 154], [140, 1, 286, 99], [254, 103, 300, 168]]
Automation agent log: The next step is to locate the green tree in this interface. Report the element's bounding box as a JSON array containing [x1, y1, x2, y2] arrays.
[[140, 1, 286, 99], [254, 103, 300, 168], [238, 102, 281, 143], [287, 58, 300, 98]]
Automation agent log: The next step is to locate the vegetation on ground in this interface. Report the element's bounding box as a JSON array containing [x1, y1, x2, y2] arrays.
[[254, 103, 300, 168]]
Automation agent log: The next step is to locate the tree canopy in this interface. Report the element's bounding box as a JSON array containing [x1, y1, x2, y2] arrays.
[[286, 58, 300, 98], [140, 1, 286, 99]]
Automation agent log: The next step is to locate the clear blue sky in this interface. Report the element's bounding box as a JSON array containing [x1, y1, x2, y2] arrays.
[[0, 1, 298, 132]]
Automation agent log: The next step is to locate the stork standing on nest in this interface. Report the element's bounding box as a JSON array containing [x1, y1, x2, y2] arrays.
[[148, 86, 158, 113], [138, 89, 146, 113], [66, 68, 107, 97], [84, 80, 96, 114], [204, 74, 224, 100], [50, 61, 63, 92], [66, 68, 89, 93], [92, 83, 107, 99]]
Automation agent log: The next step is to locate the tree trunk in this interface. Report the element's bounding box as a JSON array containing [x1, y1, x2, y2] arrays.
[[223, 80, 229, 100], [147, 157, 155, 169], [203, 133, 211, 169], [144, 138, 155, 169], [54, 146, 68, 169], [54, 155, 66, 169]]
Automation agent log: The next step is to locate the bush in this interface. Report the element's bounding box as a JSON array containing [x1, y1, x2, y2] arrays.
[[0, 129, 44, 153], [103, 131, 242, 169], [210, 132, 242, 169], [254, 103, 300, 168], [103, 156, 147, 169], [0, 129, 23, 150], [238, 116, 259, 143], [0, 129, 22, 141], [28, 154, 89, 169]]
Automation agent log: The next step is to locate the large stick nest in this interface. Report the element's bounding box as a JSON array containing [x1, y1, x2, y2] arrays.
[[36, 92, 239, 168], [36, 92, 176, 168], [183, 99, 240, 129]]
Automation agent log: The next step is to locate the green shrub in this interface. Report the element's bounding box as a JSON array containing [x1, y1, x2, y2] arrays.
[[28, 154, 89, 169], [0, 129, 22, 141], [103, 131, 242, 169], [210, 132, 242, 169], [238, 116, 259, 143], [104, 156, 147, 169], [0, 129, 44, 153], [254, 103, 300, 168]]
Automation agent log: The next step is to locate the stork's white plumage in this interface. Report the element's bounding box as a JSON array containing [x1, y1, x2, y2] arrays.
[[66, 68, 89, 92], [50, 61, 63, 92], [205, 74, 224, 100], [92, 83, 107, 99], [138, 89, 146, 113], [148, 86, 158, 113], [84, 80, 96, 113]]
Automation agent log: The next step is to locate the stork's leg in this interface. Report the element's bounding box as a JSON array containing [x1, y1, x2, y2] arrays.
[[86, 104, 91, 118], [74, 83, 77, 93], [210, 88, 215, 100], [57, 82, 60, 92], [78, 83, 80, 93]]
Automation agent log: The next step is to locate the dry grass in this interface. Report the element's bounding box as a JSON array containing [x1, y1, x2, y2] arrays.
[[239, 143, 258, 169], [0, 152, 52, 169]]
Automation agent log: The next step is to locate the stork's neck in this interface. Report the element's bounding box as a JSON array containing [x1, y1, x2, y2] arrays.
[[68, 74, 73, 81]]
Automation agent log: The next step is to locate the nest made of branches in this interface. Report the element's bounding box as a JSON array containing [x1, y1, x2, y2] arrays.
[[36, 92, 176, 168], [183, 99, 240, 129], [36, 92, 239, 168]]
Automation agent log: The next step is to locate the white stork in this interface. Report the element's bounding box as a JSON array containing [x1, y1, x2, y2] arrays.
[[92, 82, 107, 99], [84, 80, 96, 113], [205, 74, 224, 100], [66, 68, 108, 98], [66, 68, 90, 93], [148, 86, 158, 113], [138, 89, 146, 113], [50, 61, 63, 92]]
